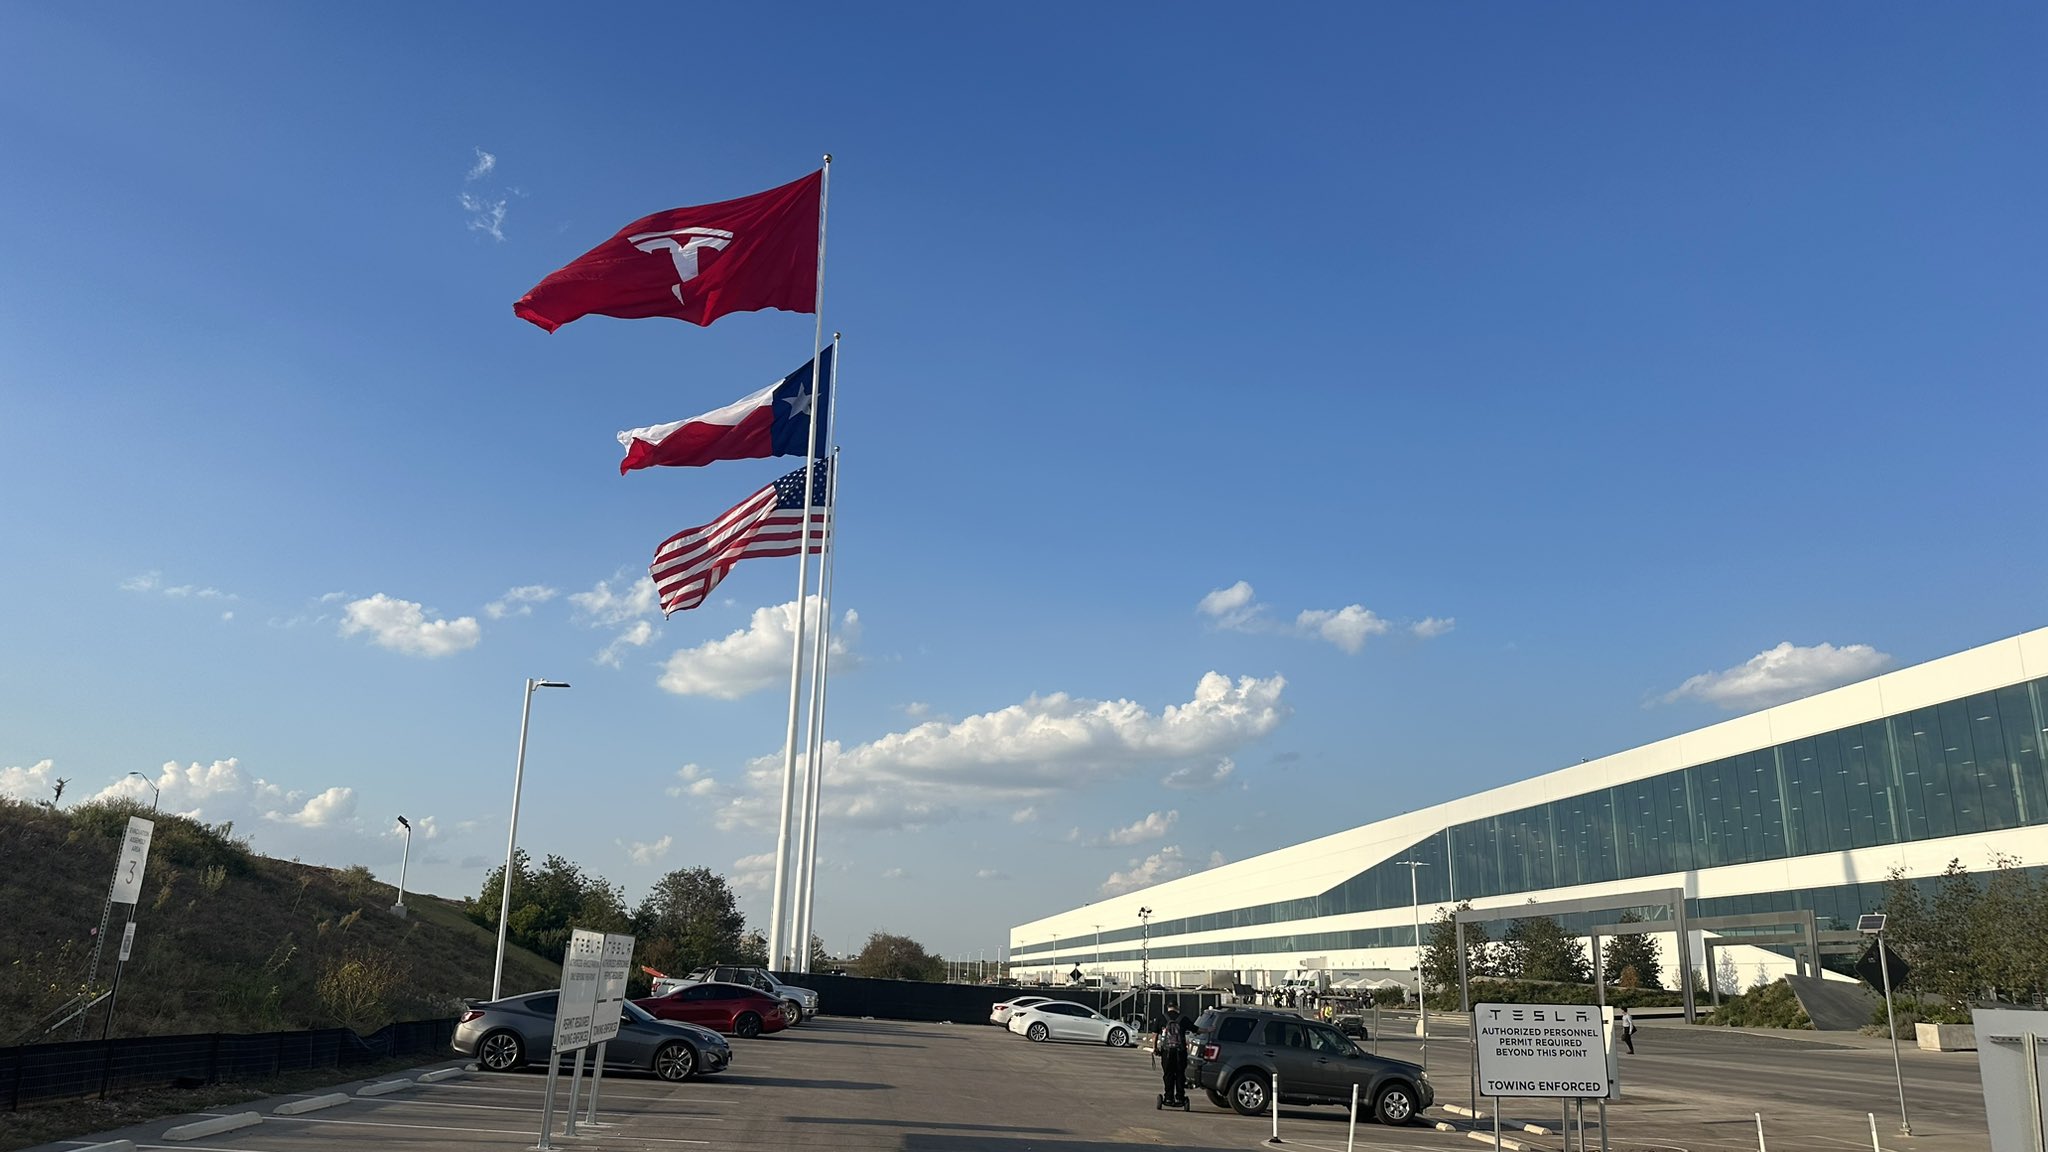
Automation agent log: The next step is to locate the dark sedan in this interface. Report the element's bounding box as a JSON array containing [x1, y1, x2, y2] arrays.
[[454, 991, 731, 1080]]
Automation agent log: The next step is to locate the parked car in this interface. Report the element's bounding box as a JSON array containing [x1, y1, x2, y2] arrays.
[[1183, 1005, 1430, 1124], [1005, 1000, 1134, 1047], [650, 964, 820, 1024], [454, 991, 730, 1081], [988, 995, 1053, 1026], [635, 981, 789, 1038]]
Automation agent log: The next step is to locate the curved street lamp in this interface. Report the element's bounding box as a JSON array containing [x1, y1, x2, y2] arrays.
[[492, 678, 570, 1000]]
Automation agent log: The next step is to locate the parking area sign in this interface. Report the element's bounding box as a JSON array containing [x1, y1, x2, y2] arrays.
[[1474, 1002, 1613, 1099], [552, 929, 605, 1054], [108, 817, 155, 905], [589, 933, 635, 1045]]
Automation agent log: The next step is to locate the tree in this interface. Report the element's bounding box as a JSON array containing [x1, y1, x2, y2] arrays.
[[1971, 855, 2048, 1005], [1421, 901, 1494, 995], [633, 867, 747, 975], [1600, 912, 1664, 990], [1499, 916, 1591, 985], [465, 850, 629, 964], [852, 932, 944, 981]]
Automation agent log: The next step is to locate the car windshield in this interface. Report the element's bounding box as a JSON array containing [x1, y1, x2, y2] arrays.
[[622, 1001, 653, 1022]]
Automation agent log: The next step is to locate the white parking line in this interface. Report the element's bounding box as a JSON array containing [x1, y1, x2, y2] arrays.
[[362, 1099, 737, 1120], [267, 1114, 711, 1144]]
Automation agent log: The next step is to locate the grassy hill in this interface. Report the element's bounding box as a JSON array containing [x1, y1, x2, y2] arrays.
[[0, 797, 558, 1043]]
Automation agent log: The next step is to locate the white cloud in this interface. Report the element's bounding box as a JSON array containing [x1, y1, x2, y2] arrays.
[[121, 571, 236, 601], [466, 147, 497, 182], [1163, 756, 1236, 791], [596, 621, 655, 669], [1411, 617, 1456, 639], [120, 572, 159, 593], [0, 759, 61, 802], [1295, 605, 1391, 653], [1663, 641, 1893, 711], [717, 672, 1288, 833], [975, 868, 1007, 880], [338, 594, 481, 658], [1102, 809, 1178, 846], [903, 702, 931, 718], [881, 867, 906, 880], [730, 853, 776, 894], [388, 815, 439, 841], [622, 835, 673, 865], [1100, 844, 1225, 897], [1197, 581, 1263, 629], [665, 763, 719, 799], [460, 149, 507, 241], [484, 585, 557, 619], [221, 611, 234, 622], [1010, 805, 1039, 824], [571, 574, 661, 626], [266, 786, 356, 827], [658, 597, 858, 700]]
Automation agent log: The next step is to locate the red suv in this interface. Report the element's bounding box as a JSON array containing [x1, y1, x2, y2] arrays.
[[634, 981, 789, 1038]]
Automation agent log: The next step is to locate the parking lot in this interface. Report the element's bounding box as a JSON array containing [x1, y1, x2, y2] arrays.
[[37, 1015, 1991, 1152]]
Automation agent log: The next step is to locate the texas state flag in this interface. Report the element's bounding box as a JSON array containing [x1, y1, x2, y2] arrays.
[[616, 348, 833, 474]]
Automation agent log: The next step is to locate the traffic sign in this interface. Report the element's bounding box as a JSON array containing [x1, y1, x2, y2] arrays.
[[118, 922, 136, 962], [1856, 941, 1911, 993], [552, 929, 605, 1054], [590, 933, 635, 1045]]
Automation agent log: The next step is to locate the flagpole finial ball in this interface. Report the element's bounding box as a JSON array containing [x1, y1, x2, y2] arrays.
[[822, 153, 832, 165], [833, 331, 842, 340]]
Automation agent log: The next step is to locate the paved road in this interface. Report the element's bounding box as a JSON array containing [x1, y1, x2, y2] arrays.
[[33, 1015, 1992, 1152]]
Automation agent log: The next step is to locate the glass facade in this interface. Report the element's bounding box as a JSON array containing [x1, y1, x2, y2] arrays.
[[1017, 676, 2048, 960]]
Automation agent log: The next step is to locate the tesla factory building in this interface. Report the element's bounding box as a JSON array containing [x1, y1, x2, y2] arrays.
[[1010, 627, 2048, 988]]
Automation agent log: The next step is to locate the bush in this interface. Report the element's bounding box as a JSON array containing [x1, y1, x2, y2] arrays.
[[1702, 979, 1810, 1029], [66, 797, 253, 874], [317, 947, 411, 1032]]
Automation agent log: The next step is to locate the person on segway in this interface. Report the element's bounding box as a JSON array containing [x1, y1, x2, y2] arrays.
[[1155, 1004, 1190, 1109]]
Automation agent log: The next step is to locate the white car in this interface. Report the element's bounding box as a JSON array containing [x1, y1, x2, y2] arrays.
[[1005, 1000, 1134, 1047], [988, 995, 1053, 1026]]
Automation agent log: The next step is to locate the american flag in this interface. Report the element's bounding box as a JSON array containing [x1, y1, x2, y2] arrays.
[[650, 461, 831, 614]]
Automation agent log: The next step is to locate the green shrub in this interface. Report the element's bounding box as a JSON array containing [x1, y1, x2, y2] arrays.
[[1702, 979, 1811, 1028], [66, 797, 253, 874]]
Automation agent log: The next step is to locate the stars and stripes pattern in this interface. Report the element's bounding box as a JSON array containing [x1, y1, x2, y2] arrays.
[[650, 462, 832, 615]]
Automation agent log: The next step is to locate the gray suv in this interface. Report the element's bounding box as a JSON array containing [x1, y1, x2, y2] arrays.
[[1184, 1006, 1431, 1125]]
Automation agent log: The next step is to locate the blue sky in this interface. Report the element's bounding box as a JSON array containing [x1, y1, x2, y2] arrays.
[[3, 3, 2043, 960]]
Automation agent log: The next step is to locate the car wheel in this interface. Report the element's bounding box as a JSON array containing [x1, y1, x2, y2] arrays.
[[1206, 1087, 1231, 1109], [734, 1012, 762, 1039], [783, 999, 803, 1024], [1228, 1071, 1270, 1116], [1374, 1082, 1418, 1125], [1107, 1027, 1129, 1048], [1026, 1022, 1050, 1043], [652, 1041, 696, 1082], [477, 1030, 525, 1072]]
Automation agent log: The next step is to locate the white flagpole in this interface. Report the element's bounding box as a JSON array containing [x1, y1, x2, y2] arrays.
[[768, 155, 831, 973], [793, 329, 842, 972], [795, 446, 841, 973]]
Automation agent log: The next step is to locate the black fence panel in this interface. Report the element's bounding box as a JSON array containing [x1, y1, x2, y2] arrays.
[[767, 973, 1219, 1030], [0, 1019, 455, 1111]]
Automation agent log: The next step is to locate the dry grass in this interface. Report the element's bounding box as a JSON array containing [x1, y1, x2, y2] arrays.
[[0, 1054, 428, 1152], [0, 797, 559, 1041]]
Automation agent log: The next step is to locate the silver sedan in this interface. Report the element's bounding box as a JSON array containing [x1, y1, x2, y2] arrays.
[[454, 991, 732, 1081]]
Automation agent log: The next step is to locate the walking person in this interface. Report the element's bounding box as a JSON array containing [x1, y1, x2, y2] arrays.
[[1155, 1005, 1191, 1108], [1619, 1008, 1635, 1055]]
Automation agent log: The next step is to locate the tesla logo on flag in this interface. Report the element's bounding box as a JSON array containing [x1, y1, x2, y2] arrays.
[[628, 227, 734, 304]]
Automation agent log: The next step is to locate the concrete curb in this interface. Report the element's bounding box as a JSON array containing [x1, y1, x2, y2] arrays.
[[75, 1141, 136, 1152], [1465, 1131, 1528, 1151], [417, 1067, 467, 1084], [1433, 1121, 1460, 1132], [1442, 1103, 1485, 1118], [274, 1093, 350, 1115], [356, 1080, 413, 1097], [163, 1113, 261, 1141], [1517, 1121, 1555, 1135]]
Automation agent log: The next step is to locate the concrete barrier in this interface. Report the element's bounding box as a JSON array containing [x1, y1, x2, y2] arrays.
[[1465, 1131, 1528, 1151], [417, 1067, 467, 1084], [163, 1112, 261, 1141], [75, 1140, 136, 1152], [274, 1093, 350, 1115], [356, 1079, 413, 1097]]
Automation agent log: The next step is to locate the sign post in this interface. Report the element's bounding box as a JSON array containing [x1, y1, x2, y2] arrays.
[[99, 817, 155, 1043], [536, 929, 604, 1149], [583, 933, 635, 1127], [1474, 1002, 1615, 1148]]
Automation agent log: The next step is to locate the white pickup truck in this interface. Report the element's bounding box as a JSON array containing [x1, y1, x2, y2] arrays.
[[650, 964, 820, 1024]]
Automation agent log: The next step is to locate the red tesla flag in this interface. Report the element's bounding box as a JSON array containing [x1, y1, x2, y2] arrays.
[[513, 170, 820, 332]]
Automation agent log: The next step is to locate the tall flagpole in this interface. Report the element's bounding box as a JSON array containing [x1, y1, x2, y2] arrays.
[[769, 155, 831, 973], [794, 329, 843, 972], [795, 446, 841, 973]]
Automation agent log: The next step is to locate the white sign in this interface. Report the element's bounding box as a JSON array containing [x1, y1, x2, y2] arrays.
[[118, 922, 137, 962], [552, 929, 605, 1054], [1473, 1002, 1613, 1099], [108, 817, 155, 905], [589, 933, 635, 1045]]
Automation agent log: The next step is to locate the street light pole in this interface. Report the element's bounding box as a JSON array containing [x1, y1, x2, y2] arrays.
[[1396, 860, 1430, 1069], [493, 678, 569, 1001], [1138, 907, 1153, 1025], [1093, 924, 1103, 975], [127, 771, 159, 812], [391, 816, 412, 917]]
